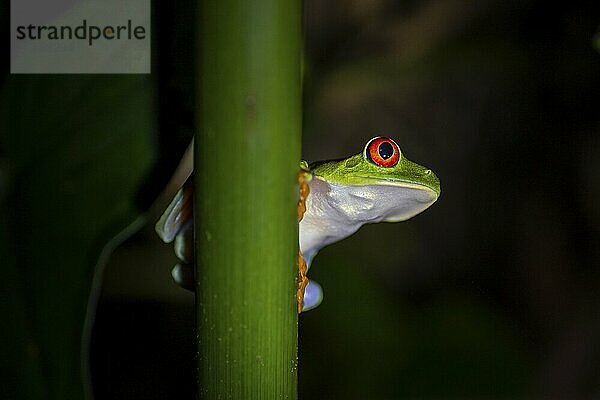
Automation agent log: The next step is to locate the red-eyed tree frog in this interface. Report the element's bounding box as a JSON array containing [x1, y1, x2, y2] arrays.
[[156, 137, 440, 312]]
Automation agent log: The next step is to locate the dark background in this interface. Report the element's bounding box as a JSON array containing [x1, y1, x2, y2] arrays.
[[2, 0, 599, 399]]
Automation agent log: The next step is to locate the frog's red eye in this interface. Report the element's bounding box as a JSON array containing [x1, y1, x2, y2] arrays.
[[364, 137, 400, 167]]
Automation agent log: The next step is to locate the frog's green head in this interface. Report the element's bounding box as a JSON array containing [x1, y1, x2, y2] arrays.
[[310, 137, 440, 222]]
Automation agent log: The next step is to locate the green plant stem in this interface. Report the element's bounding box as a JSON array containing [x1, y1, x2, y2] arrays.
[[195, 0, 302, 398]]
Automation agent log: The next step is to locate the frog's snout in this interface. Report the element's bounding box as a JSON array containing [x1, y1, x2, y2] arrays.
[[420, 167, 441, 197]]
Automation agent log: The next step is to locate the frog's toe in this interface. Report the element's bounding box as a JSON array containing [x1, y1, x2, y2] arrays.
[[171, 263, 195, 292], [155, 177, 193, 243], [174, 221, 193, 263], [302, 280, 323, 312]]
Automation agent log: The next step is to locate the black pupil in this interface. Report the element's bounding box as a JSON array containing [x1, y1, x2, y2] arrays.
[[378, 142, 394, 159]]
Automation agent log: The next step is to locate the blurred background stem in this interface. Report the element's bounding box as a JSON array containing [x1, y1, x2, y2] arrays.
[[195, 0, 302, 398]]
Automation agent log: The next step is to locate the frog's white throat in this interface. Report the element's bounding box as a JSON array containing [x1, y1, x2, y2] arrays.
[[299, 176, 437, 267]]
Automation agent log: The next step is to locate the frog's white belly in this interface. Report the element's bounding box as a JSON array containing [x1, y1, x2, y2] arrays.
[[299, 178, 363, 267], [299, 176, 437, 267]]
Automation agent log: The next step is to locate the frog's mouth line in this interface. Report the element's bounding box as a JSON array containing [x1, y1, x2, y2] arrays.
[[356, 175, 440, 197]]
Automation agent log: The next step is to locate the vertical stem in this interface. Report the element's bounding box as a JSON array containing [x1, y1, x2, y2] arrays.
[[195, 0, 302, 398]]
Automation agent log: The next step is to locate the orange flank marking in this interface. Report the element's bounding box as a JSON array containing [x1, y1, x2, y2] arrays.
[[296, 170, 310, 313]]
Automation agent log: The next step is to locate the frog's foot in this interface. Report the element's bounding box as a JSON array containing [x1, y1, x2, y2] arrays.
[[156, 176, 196, 291]]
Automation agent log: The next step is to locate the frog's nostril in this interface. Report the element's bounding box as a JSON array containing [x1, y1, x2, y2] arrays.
[[424, 169, 431, 175]]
